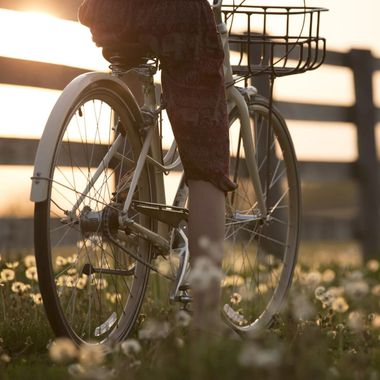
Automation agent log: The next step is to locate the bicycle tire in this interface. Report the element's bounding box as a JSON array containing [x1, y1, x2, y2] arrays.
[[222, 94, 301, 333], [34, 79, 154, 345]]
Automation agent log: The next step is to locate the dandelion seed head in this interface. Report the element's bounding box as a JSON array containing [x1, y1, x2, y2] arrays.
[[5, 261, 19, 269], [157, 259, 171, 276], [367, 260, 380, 272], [221, 274, 244, 288], [49, 337, 78, 364], [120, 339, 141, 356], [31, 293, 43, 305], [11, 281, 27, 294], [0, 269, 15, 282], [303, 271, 322, 288], [230, 292, 242, 305], [55, 256, 67, 267], [372, 284, 380, 297], [67, 268, 77, 275], [291, 293, 315, 320], [238, 343, 282, 368], [332, 297, 349, 313], [138, 319, 170, 340], [314, 286, 326, 300], [322, 269, 336, 283], [175, 337, 185, 349], [25, 266, 38, 281], [0, 353, 11, 363], [79, 344, 105, 367], [175, 310, 191, 327], [23, 255, 36, 268], [326, 330, 337, 339], [344, 280, 369, 299], [347, 270, 363, 281], [371, 314, 380, 329], [347, 311, 365, 331], [76, 276, 87, 290], [68, 363, 85, 377], [93, 277, 108, 290]]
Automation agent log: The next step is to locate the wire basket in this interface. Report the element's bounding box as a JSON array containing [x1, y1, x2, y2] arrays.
[[223, 5, 328, 77]]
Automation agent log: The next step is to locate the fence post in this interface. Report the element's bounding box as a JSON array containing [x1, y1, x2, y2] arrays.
[[349, 48, 380, 260]]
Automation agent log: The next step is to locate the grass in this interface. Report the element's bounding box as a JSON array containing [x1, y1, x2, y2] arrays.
[[1, 243, 380, 379]]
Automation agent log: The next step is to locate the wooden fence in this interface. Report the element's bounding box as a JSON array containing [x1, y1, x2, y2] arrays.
[[0, 2, 379, 258]]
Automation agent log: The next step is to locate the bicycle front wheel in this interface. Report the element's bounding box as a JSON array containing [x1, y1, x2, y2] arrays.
[[222, 94, 301, 333], [34, 80, 153, 345]]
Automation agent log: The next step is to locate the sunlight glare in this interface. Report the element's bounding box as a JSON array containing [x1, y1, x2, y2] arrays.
[[0, 9, 107, 70]]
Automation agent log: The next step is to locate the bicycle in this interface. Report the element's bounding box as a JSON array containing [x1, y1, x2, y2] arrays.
[[30, 0, 327, 345]]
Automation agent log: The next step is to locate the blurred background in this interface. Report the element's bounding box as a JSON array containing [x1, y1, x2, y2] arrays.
[[0, 0, 378, 262]]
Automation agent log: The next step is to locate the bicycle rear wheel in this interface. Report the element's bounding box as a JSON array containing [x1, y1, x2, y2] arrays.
[[222, 94, 300, 333], [34, 80, 153, 345]]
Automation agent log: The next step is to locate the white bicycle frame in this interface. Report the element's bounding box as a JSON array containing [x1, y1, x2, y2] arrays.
[[30, 0, 267, 247]]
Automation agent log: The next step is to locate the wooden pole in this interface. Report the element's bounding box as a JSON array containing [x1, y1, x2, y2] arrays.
[[349, 48, 380, 259]]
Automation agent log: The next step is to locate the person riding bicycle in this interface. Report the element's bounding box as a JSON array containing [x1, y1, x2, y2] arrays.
[[78, 0, 237, 334]]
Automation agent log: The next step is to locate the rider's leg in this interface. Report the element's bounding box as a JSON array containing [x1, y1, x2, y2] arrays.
[[188, 179, 225, 332]]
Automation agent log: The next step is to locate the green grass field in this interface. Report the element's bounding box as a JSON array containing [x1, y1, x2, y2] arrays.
[[1, 242, 380, 380]]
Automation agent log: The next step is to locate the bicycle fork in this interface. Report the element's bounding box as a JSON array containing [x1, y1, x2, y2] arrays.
[[227, 86, 267, 218]]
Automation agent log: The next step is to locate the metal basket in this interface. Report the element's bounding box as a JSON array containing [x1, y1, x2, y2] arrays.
[[223, 5, 328, 77]]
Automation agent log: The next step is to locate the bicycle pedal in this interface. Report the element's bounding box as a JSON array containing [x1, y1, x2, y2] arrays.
[[176, 291, 192, 305], [178, 283, 191, 291]]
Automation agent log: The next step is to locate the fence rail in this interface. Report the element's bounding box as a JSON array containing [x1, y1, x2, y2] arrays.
[[0, 4, 379, 258]]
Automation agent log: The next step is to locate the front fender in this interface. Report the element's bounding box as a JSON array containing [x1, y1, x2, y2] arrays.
[[30, 72, 142, 203]]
